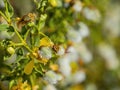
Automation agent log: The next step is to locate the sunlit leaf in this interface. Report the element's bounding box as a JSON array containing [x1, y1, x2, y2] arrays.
[[48, 0, 57, 7], [40, 37, 54, 47], [24, 60, 34, 75], [0, 24, 8, 31], [9, 80, 15, 90]]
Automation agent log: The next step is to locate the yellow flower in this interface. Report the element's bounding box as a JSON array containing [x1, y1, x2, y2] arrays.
[[50, 64, 59, 71], [11, 80, 31, 90]]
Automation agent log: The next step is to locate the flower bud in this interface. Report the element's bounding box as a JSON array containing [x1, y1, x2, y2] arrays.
[[7, 47, 15, 55]]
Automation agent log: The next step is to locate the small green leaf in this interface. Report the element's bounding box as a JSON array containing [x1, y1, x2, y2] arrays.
[[24, 60, 34, 75], [4, 0, 14, 19], [9, 80, 15, 90], [0, 24, 9, 31], [34, 34, 41, 47], [38, 14, 47, 31]]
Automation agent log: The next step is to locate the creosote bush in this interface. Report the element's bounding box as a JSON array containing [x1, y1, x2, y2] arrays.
[[0, 0, 120, 90]]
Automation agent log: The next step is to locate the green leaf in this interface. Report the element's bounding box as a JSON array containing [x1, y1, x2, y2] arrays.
[[9, 80, 15, 90], [0, 24, 9, 31], [37, 0, 48, 12], [38, 14, 47, 31], [34, 34, 41, 47], [24, 60, 34, 75], [4, 0, 14, 19]]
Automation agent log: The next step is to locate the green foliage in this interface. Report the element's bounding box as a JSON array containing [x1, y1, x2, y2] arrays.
[[0, 0, 56, 89], [0, 24, 8, 31], [4, 0, 14, 19]]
